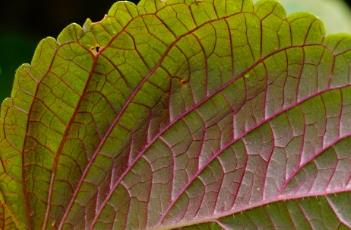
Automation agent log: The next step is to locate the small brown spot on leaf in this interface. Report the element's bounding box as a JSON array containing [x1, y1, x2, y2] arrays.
[[91, 46, 101, 55]]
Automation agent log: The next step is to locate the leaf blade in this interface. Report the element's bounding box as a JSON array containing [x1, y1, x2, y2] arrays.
[[1, 0, 351, 229]]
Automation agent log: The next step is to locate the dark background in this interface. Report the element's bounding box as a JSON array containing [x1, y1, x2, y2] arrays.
[[0, 0, 351, 101], [0, 0, 139, 101]]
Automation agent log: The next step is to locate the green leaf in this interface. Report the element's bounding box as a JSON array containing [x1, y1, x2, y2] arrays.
[[1, 0, 351, 229], [277, 0, 351, 33]]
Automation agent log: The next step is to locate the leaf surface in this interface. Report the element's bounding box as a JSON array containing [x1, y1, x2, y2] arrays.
[[1, 0, 351, 229]]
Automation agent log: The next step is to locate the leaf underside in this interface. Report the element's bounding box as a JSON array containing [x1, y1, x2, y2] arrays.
[[1, 0, 351, 229]]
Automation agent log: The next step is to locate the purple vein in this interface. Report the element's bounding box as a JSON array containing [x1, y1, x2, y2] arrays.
[[45, 12, 164, 229], [168, 130, 351, 229], [281, 132, 351, 193], [20, 40, 75, 230], [41, 47, 97, 230], [45, 11, 164, 229], [89, 43, 326, 227], [154, 190, 351, 230], [156, 85, 351, 227], [57, 11, 253, 229]]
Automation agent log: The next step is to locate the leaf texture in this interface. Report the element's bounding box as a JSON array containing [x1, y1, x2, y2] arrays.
[[1, 0, 351, 229]]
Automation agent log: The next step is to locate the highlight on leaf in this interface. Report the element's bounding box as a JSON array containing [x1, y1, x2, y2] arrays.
[[1, 0, 351, 229]]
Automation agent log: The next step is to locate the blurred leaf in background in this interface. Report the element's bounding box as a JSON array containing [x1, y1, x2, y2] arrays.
[[0, 0, 351, 102], [277, 0, 351, 33]]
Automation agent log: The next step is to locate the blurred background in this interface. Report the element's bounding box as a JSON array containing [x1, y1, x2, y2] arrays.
[[1, 0, 351, 102]]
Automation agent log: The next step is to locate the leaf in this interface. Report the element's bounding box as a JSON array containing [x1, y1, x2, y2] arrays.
[[277, 0, 351, 33], [0, 192, 23, 230], [1, 0, 351, 229]]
